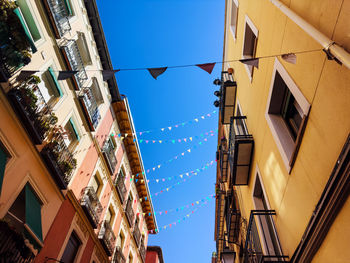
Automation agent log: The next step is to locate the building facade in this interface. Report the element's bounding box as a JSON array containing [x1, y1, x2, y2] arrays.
[[0, 0, 157, 262], [145, 246, 164, 263], [214, 0, 350, 262]]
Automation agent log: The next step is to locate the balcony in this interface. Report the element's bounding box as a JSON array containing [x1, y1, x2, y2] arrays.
[[215, 190, 226, 259], [226, 191, 241, 245], [219, 137, 229, 183], [115, 174, 127, 204], [139, 240, 146, 263], [228, 116, 254, 185], [42, 0, 71, 38], [40, 132, 77, 189], [79, 87, 101, 131], [125, 198, 135, 227], [98, 220, 116, 257], [8, 77, 57, 144], [112, 246, 126, 263], [0, 11, 32, 82], [133, 225, 141, 248], [61, 40, 88, 90], [244, 210, 288, 263], [102, 140, 118, 174], [80, 187, 103, 229], [214, 71, 237, 125], [0, 220, 35, 262]]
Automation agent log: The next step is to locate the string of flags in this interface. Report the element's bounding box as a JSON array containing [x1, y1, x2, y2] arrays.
[[137, 194, 215, 216], [111, 110, 217, 136], [16, 49, 322, 82], [147, 197, 214, 233], [127, 160, 215, 184]]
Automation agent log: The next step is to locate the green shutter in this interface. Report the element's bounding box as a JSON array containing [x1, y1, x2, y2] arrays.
[[64, 0, 73, 15], [13, 8, 37, 53], [69, 119, 80, 141], [0, 147, 7, 196], [48, 67, 63, 97], [25, 184, 43, 241]]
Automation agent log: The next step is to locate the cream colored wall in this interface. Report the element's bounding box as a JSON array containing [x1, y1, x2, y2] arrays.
[[223, 0, 350, 258]]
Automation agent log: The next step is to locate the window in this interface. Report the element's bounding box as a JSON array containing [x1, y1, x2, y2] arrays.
[[242, 16, 258, 77], [128, 252, 133, 263], [63, 118, 80, 149], [90, 173, 103, 198], [116, 230, 125, 250], [37, 67, 63, 107], [230, 0, 239, 39], [252, 174, 282, 257], [91, 78, 104, 105], [76, 32, 92, 66], [61, 231, 81, 263], [4, 184, 43, 247], [0, 141, 11, 195], [265, 59, 310, 171], [105, 206, 115, 227], [235, 103, 248, 135], [108, 134, 117, 152]]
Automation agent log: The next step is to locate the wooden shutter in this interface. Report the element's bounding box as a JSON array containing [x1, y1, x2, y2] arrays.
[[61, 231, 81, 263], [25, 184, 43, 241]]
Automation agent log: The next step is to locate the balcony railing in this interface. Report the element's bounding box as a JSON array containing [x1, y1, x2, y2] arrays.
[[79, 87, 101, 131], [0, 220, 35, 263], [80, 187, 103, 229], [214, 71, 237, 125], [98, 220, 116, 256], [139, 240, 146, 263], [115, 174, 127, 204], [8, 79, 56, 144], [43, 0, 71, 38], [112, 246, 126, 263], [228, 116, 254, 185], [102, 141, 118, 174], [133, 224, 141, 248], [61, 40, 87, 90], [40, 132, 77, 189], [125, 198, 135, 227], [215, 190, 226, 259], [0, 17, 31, 82], [219, 137, 229, 183], [226, 191, 241, 245], [244, 210, 288, 263]]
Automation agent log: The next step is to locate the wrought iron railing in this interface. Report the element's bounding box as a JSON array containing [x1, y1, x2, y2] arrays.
[[0, 220, 35, 263], [244, 210, 288, 263], [61, 40, 87, 89], [216, 190, 226, 259], [112, 246, 126, 263], [226, 190, 241, 245], [0, 20, 31, 81], [44, 0, 71, 37], [41, 131, 77, 189], [102, 140, 118, 174], [98, 220, 116, 256], [125, 198, 135, 227], [79, 87, 101, 131], [133, 224, 141, 248], [80, 187, 103, 229], [8, 79, 56, 144], [139, 239, 146, 263], [228, 116, 254, 185], [115, 173, 127, 204], [219, 137, 229, 183]]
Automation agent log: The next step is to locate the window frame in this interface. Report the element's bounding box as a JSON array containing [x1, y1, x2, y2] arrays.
[[230, 0, 239, 40], [265, 59, 310, 172], [242, 15, 258, 80], [60, 230, 82, 263]]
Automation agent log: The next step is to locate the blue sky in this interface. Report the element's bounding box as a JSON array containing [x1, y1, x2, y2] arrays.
[[96, 1, 225, 262]]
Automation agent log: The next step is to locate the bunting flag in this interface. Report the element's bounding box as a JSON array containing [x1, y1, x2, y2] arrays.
[[57, 71, 78, 80], [196, 63, 216, 74], [281, 53, 297, 64], [102, 69, 120, 81], [239, 58, 259, 69], [148, 67, 168, 80], [16, 70, 38, 80]]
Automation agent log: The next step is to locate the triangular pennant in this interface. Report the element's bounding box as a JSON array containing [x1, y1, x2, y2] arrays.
[[281, 53, 297, 64], [161, 128, 165, 131], [196, 63, 216, 74], [17, 70, 38, 81], [239, 58, 259, 69], [147, 67, 168, 80], [102, 69, 120, 81], [57, 71, 78, 80]]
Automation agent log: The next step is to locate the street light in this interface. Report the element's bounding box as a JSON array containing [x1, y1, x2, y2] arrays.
[[221, 249, 236, 263]]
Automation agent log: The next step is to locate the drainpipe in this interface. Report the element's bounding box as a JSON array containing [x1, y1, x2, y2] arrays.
[[270, 0, 350, 70]]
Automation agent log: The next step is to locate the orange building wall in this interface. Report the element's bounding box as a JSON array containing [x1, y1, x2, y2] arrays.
[[34, 199, 76, 262]]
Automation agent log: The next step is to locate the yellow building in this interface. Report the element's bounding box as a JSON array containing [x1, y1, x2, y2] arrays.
[[214, 0, 350, 262]]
